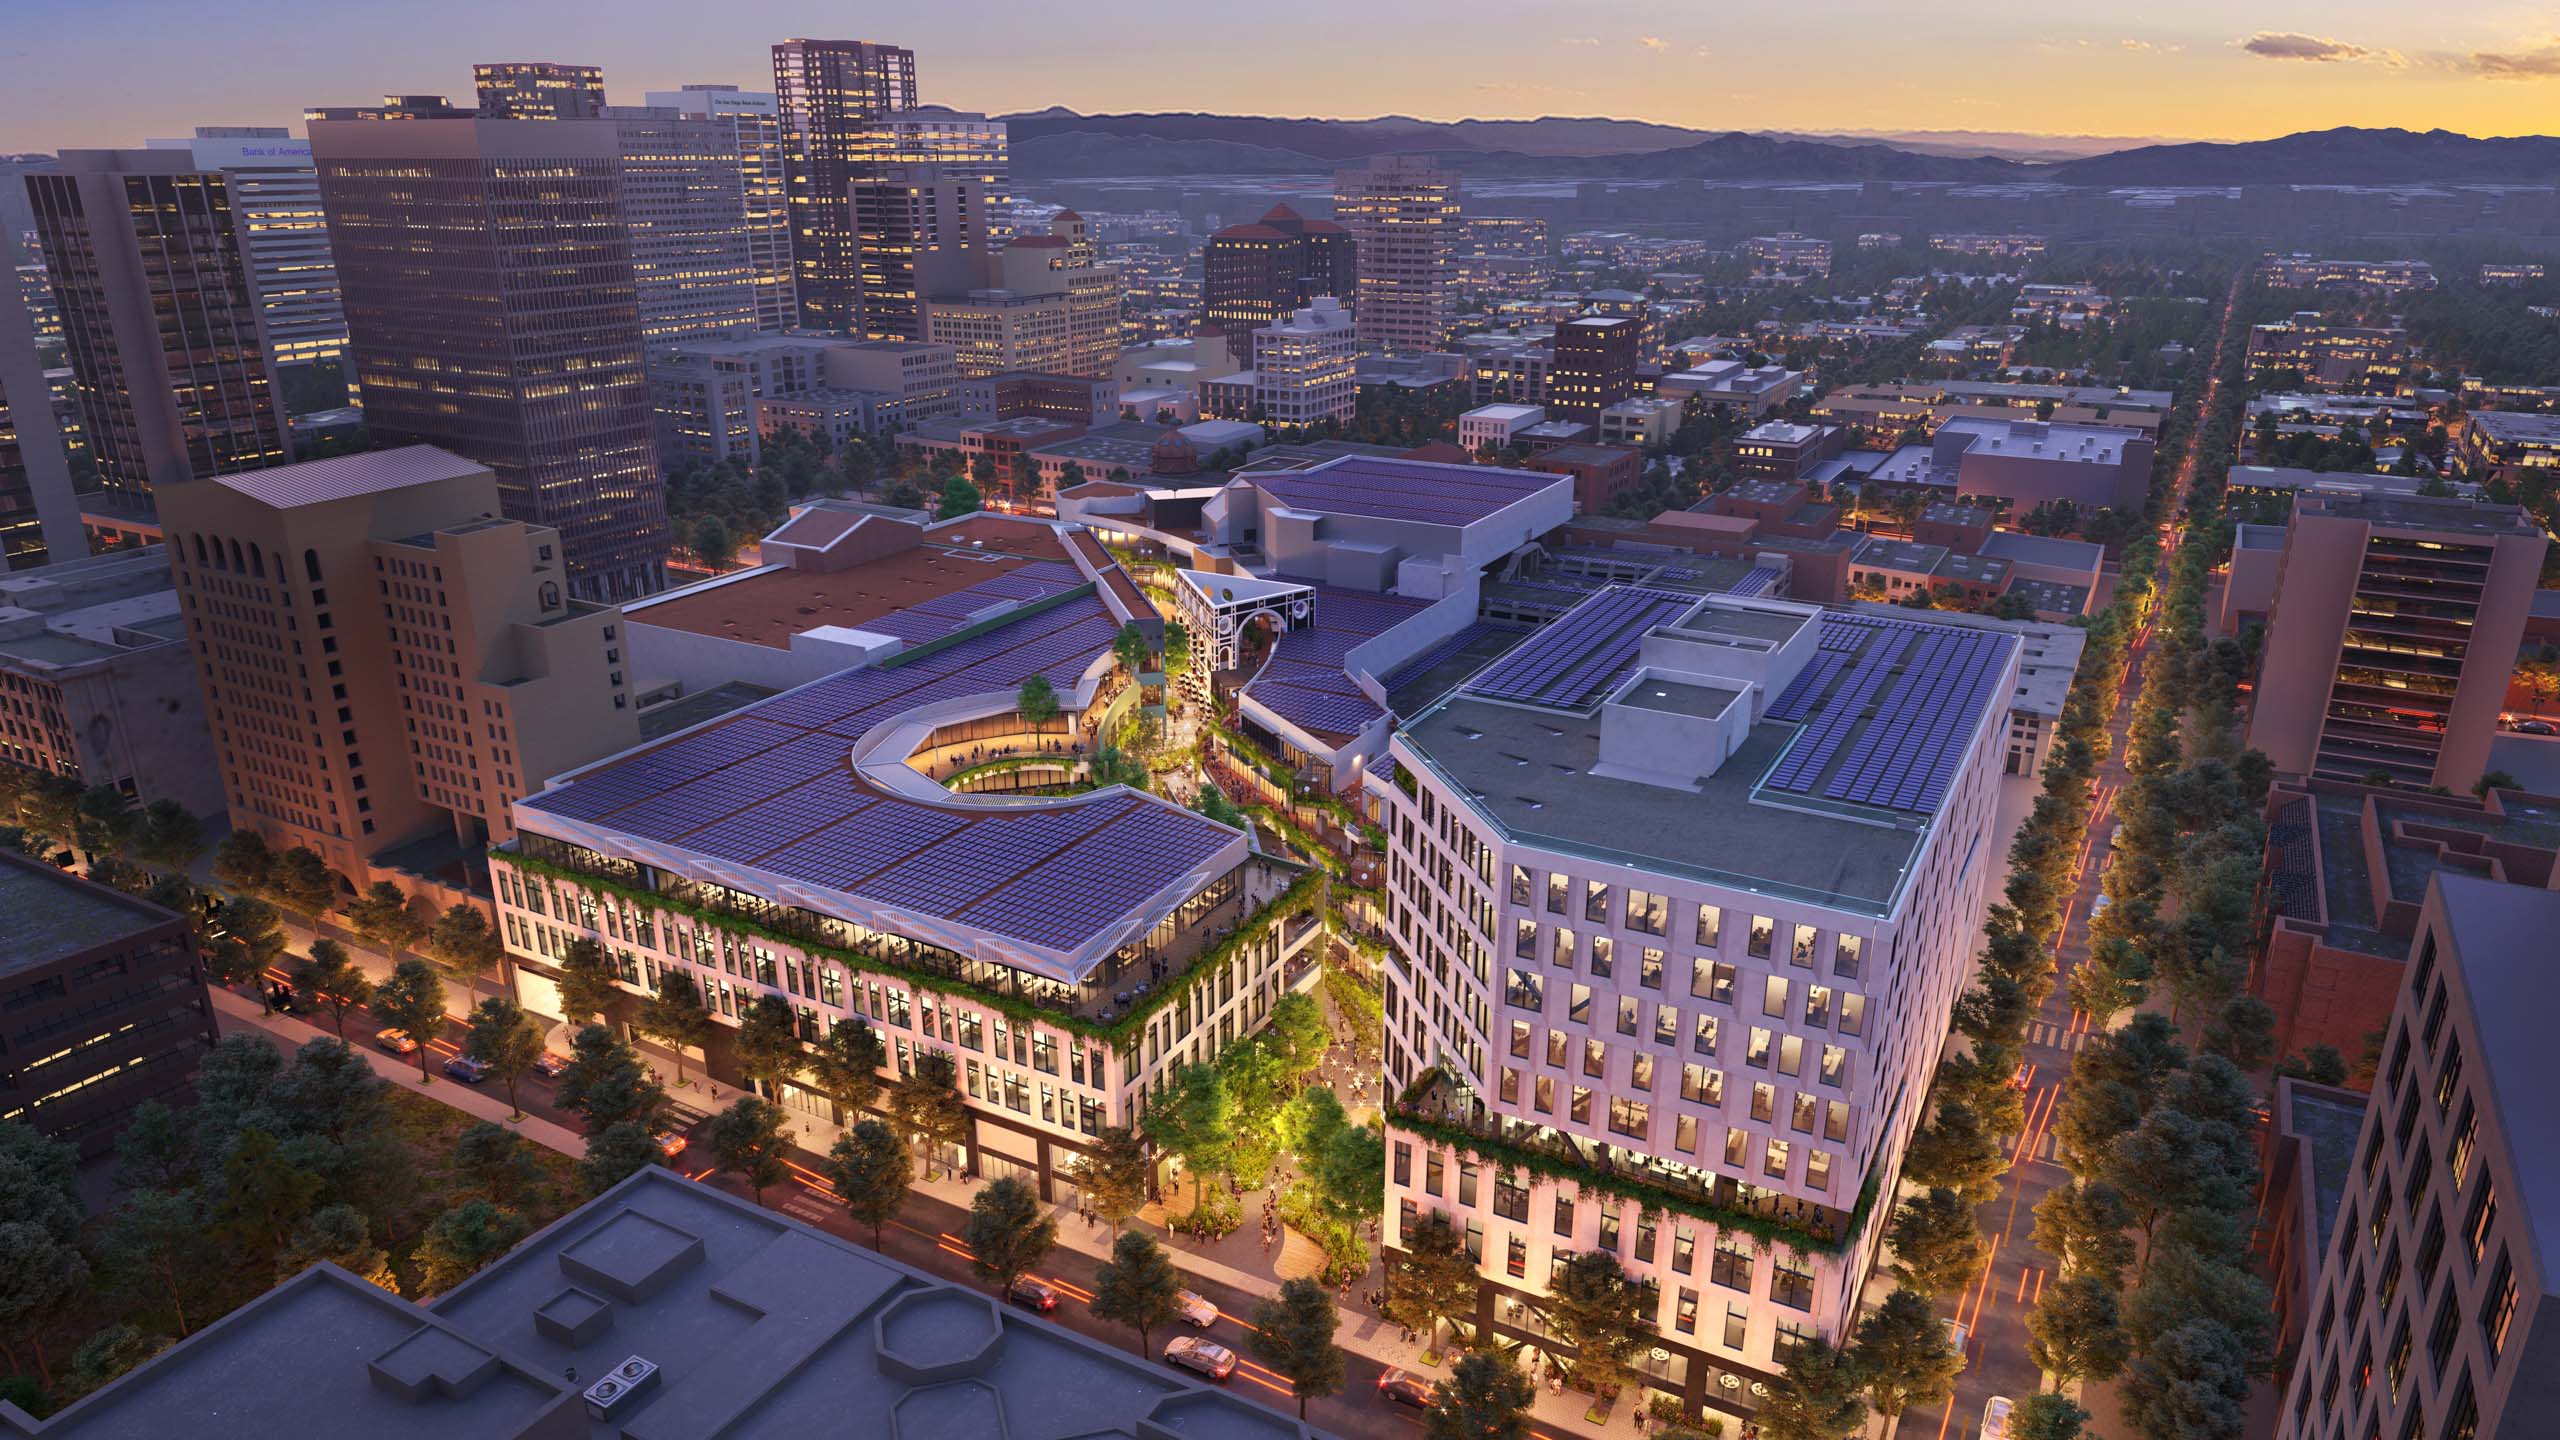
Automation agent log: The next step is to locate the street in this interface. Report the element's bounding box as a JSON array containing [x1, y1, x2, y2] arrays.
[[1900, 272, 2244, 1440]]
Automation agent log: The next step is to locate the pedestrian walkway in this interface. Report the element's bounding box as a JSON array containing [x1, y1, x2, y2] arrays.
[[208, 987, 585, 1156]]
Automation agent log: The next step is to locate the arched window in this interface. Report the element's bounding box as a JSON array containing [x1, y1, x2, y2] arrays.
[[226, 538, 244, 573], [248, 542, 264, 579], [191, 533, 208, 566], [539, 581, 561, 611], [305, 548, 322, 583]]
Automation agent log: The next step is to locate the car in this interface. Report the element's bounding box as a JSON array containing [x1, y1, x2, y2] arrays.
[[1982, 1395, 2015, 1440], [1944, 1319, 1970, 1371], [1376, 1367, 1435, 1408], [1164, 1337, 1236, 1381], [2519, 720, 2557, 736], [2089, 893, 2110, 920], [441, 1055, 490, 1083], [375, 1028, 418, 1055], [1173, 1289, 1219, 1327], [532, 1052, 568, 1079], [651, 1128, 688, 1159], [1007, 1276, 1058, 1313]]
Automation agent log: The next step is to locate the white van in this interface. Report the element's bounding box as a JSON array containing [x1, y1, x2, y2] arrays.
[[1981, 1395, 2015, 1440]]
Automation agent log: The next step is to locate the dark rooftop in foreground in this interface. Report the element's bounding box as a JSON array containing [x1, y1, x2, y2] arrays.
[[2, 1167, 1323, 1440], [0, 853, 180, 977]]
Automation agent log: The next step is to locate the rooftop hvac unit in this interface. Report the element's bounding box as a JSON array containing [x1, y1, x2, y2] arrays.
[[584, 1355, 661, 1420]]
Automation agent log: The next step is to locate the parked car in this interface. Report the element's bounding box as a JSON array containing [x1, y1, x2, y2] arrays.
[[375, 1028, 418, 1055], [532, 1052, 568, 1079], [1376, 1367, 1435, 1408], [1944, 1319, 1970, 1371], [2519, 719, 2556, 736], [441, 1055, 490, 1084], [1007, 1276, 1058, 1313], [1164, 1337, 1236, 1381], [1982, 1395, 2015, 1440], [1173, 1290, 1219, 1327]]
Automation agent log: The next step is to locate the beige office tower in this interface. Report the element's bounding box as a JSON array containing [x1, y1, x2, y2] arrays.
[[1049, 211, 1121, 377], [851, 166, 1001, 342], [2244, 491, 2546, 792], [1333, 154, 1457, 353], [605, 107, 759, 352], [156, 446, 637, 891], [645, 85, 798, 332], [25, 149, 289, 518]]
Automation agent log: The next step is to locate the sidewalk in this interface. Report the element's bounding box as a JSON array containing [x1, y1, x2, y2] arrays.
[[209, 986, 585, 1155]]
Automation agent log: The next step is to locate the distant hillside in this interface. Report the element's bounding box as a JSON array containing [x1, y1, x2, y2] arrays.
[[2052, 127, 2560, 185], [1001, 113, 2560, 186]]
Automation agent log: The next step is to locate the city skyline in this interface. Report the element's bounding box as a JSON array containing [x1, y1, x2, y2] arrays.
[[11, 0, 2560, 156]]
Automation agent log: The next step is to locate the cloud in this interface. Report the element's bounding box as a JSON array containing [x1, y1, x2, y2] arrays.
[[1695, 44, 1712, 58], [1559, 35, 1600, 47], [2236, 31, 2405, 66], [2463, 40, 2560, 78], [1636, 35, 1669, 52]]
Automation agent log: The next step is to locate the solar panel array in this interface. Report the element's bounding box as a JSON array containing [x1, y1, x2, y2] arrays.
[[1253, 456, 1561, 526], [520, 591, 1242, 955], [1464, 586, 1698, 710], [1381, 620, 1525, 694], [1239, 584, 1431, 741], [1761, 613, 2016, 815], [1724, 567, 1780, 598], [1823, 625, 2012, 812]]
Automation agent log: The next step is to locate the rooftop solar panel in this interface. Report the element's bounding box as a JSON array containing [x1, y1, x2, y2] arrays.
[[1464, 586, 1696, 710], [1253, 457, 1562, 526]]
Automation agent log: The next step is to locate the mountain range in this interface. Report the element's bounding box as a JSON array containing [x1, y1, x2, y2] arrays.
[[995, 113, 2560, 186]]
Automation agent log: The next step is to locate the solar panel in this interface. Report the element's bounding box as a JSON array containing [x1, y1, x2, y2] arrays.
[[1253, 457, 1561, 526], [1466, 586, 1695, 709], [959, 803, 1236, 950]]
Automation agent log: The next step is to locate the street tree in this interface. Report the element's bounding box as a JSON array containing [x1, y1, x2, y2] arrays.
[[210, 827, 275, 895], [1900, 1100, 2006, 1204], [127, 800, 204, 871], [1248, 1277, 1344, 1421], [1143, 1063, 1234, 1215], [1090, 1228, 1184, 1356], [731, 994, 805, 1101], [555, 936, 624, 1027], [416, 1199, 530, 1295], [554, 1024, 666, 1133], [290, 940, 373, 1040], [824, 1120, 912, 1247], [345, 881, 428, 955], [267, 846, 337, 916], [2027, 1274, 2130, 1390], [2031, 1180, 2138, 1288], [1067, 1125, 1151, 1232], [805, 1016, 887, 1120], [938, 474, 981, 519], [889, 1050, 971, 1178], [1385, 1211, 1479, 1356], [208, 895, 289, 1003], [2118, 1319, 2253, 1440], [639, 971, 716, 1086], [1424, 1352, 1537, 1440], [1887, 1188, 1986, 1298], [1546, 1249, 1649, 1399], [2012, 1393, 2091, 1440], [577, 1122, 665, 1197], [464, 996, 546, 1118], [71, 784, 135, 858], [1757, 1334, 1869, 1440], [369, 959, 449, 1084], [706, 1097, 795, 1205], [426, 903, 505, 1000], [963, 1176, 1055, 1297], [1853, 1288, 1962, 1426]]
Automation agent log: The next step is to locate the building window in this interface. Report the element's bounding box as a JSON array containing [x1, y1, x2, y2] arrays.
[[2463, 1179, 2497, 1265], [1791, 924, 1817, 967], [1747, 916, 1774, 959], [1723, 1303, 1748, 1351], [1585, 880, 1610, 923], [1693, 959, 1734, 1003], [1554, 1192, 1576, 1238], [1628, 889, 1667, 936], [1675, 1288, 1699, 1335], [1772, 1256, 1815, 1311], [2479, 1249, 2516, 1363], [1833, 934, 1862, 978], [1695, 904, 1722, 947], [1711, 1235, 1752, 1291], [1393, 1142, 1411, 1187]]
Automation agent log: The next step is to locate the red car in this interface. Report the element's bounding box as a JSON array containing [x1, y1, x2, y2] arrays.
[[1377, 1367, 1435, 1408]]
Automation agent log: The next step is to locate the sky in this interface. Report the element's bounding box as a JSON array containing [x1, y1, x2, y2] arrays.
[[8, 0, 2559, 156]]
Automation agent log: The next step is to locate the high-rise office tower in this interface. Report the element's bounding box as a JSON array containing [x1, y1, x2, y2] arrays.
[[1333, 155, 1457, 353], [0, 225, 82, 571], [1049, 210, 1121, 378], [1201, 203, 1356, 357], [1548, 315, 1643, 422], [2245, 491, 2545, 791], [25, 149, 289, 518], [157, 446, 638, 890], [308, 110, 669, 597], [472, 60, 606, 119], [146, 127, 349, 380], [604, 107, 759, 353], [771, 38, 919, 334], [644, 85, 797, 332], [851, 165, 1001, 343]]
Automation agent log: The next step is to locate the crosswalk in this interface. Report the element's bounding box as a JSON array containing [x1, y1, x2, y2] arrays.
[[2023, 1021, 2090, 1053], [2001, 1129, 2065, 1166]]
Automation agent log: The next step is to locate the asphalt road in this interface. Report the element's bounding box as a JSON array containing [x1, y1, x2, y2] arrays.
[[1899, 273, 2245, 1440]]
